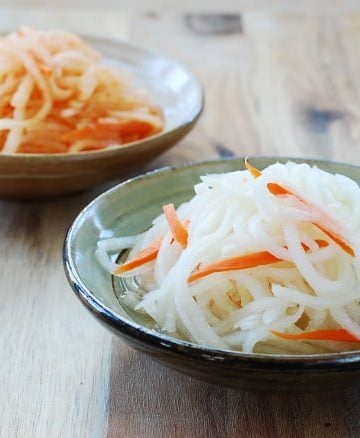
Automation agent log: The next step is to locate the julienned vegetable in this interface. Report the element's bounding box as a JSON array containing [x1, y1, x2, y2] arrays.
[[163, 203, 188, 248], [114, 238, 161, 274], [266, 182, 355, 257], [97, 161, 360, 354], [247, 162, 354, 257], [272, 329, 360, 343], [187, 240, 329, 283], [0, 27, 163, 154]]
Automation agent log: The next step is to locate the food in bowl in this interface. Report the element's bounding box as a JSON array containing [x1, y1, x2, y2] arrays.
[[96, 160, 360, 355], [0, 27, 163, 154]]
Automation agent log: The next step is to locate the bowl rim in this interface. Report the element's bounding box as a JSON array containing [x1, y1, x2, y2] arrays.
[[63, 156, 360, 369], [0, 34, 204, 161]]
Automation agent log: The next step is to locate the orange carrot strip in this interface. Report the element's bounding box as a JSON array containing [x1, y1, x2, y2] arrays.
[[62, 124, 122, 142], [188, 239, 328, 283], [119, 119, 157, 143], [62, 120, 157, 143], [300, 239, 329, 251], [267, 182, 294, 197], [113, 238, 162, 274], [163, 203, 188, 248], [39, 63, 52, 77], [18, 143, 68, 154], [314, 222, 355, 258], [188, 251, 281, 283], [272, 329, 360, 343], [315, 239, 329, 248], [244, 158, 262, 178], [115, 213, 189, 275], [170, 220, 190, 245], [267, 182, 355, 257]]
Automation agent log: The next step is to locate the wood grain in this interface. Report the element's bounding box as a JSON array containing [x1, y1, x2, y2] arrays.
[[133, 12, 360, 169], [0, 194, 112, 437], [1, 8, 360, 438], [108, 340, 360, 438]]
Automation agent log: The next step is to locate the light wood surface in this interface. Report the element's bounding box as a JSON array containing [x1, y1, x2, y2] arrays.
[[1, 9, 360, 438]]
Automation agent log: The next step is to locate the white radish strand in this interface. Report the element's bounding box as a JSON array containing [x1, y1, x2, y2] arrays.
[[97, 161, 360, 354]]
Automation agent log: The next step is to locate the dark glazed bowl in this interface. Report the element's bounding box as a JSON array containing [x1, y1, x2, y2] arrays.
[[63, 157, 360, 392]]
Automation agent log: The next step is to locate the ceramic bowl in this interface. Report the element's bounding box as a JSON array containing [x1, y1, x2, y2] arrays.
[[63, 157, 360, 392], [0, 36, 203, 199]]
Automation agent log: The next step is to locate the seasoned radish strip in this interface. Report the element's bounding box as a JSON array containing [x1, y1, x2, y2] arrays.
[[267, 182, 355, 257], [97, 161, 360, 355]]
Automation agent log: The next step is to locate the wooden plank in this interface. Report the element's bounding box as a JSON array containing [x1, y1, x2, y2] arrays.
[[108, 340, 360, 438], [0, 195, 112, 437], [132, 12, 360, 171]]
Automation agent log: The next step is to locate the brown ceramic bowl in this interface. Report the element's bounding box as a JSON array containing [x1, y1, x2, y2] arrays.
[[0, 36, 203, 199], [63, 157, 360, 392]]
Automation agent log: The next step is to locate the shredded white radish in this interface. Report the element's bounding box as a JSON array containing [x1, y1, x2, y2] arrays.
[[97, 161, 360, 354]]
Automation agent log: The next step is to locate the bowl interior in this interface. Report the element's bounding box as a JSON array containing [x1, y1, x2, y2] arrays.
[[3, 35, 203, 160], [66, 157, 360, 356], [88, 36, 203, 134]]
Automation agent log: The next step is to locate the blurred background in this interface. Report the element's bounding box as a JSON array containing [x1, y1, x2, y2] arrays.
[[2, 0, 359, 165]]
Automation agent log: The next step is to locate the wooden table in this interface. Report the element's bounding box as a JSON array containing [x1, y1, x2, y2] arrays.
[[1, 10, 360, 438]]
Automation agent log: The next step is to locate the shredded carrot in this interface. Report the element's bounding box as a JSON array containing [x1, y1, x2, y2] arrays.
[[0, 29, 164, 154], [119, 119, 157, 143], [0, 104, 12, 117], [18, 143, 68, 153], [272, 328, 360, 343], [188, 251, 281, 283], [314, 222, 355, 258], [267, 182, 355, 257], [244, 158, 262, 178], [39, 63, 52, 77], [188, 239, 329, 283], [113, 238, 162, 274], [62, 123, 121, 143], [163, 203, 188, 248], [114, 211, 189, 275], [298, 240, 329, 252], [267, 182, 293, 197], [62, 120, 156, 144]]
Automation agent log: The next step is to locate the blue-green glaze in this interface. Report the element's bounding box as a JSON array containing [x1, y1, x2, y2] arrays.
[[63, 157, 360, 392]]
